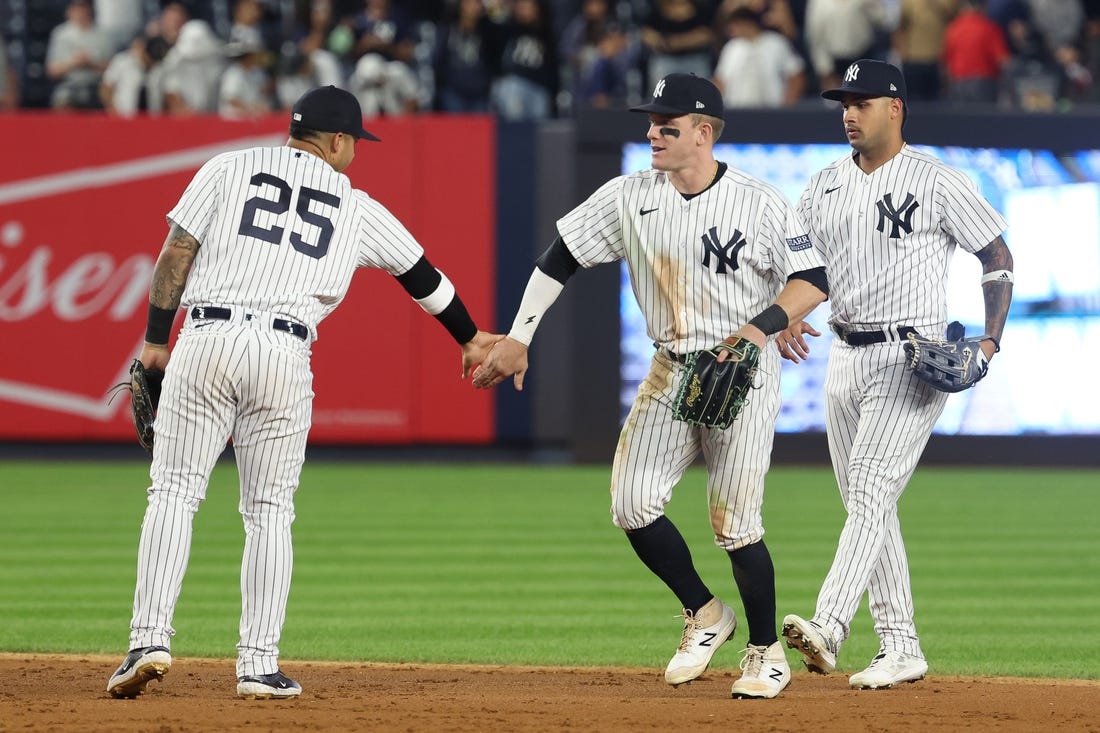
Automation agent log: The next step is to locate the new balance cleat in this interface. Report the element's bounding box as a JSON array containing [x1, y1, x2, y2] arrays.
[[849, 651, 928, 689], [782, 614, 838, 674], [731, 641, 791, 699], [107, 646, 172, 698], [664, 597, 737, 685], [237, 670, 302, 699]]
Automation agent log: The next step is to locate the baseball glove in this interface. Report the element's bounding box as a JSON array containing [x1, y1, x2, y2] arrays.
[[128, 359, 164, 454], [672, 336, 760, 429], [903, 322, 989, 393]]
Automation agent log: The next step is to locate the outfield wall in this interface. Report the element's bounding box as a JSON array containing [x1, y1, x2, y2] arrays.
[[1, 109, 1098, 466], [0, 113, 497, 445]]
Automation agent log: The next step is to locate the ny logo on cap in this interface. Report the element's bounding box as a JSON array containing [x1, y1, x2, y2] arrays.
[[653, 79, 667, 98], [845, 64, 860, 83]]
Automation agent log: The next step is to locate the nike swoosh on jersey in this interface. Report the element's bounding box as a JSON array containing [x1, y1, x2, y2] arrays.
[[640, 207, 659, 216], [824, 186, 843, 194]]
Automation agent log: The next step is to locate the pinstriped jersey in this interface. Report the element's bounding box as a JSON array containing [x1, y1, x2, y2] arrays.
[[557, 165, 824, 354], [168, 146, 425, 339], [797, 144, 1006, 330]]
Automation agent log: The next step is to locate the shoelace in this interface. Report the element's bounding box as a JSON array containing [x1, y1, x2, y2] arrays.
[[675, 609, 701, 652], [739, 645, 765, 676]]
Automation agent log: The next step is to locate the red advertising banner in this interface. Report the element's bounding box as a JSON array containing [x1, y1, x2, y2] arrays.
[[0, 113, 496, 444]]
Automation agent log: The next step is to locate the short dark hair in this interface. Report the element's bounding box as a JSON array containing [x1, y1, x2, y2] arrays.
[[289, 122, 324, 141]]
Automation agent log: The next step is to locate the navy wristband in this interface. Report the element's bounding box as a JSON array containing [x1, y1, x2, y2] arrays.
[[145, 304, 176, 345], [747, 304, 789, 336]]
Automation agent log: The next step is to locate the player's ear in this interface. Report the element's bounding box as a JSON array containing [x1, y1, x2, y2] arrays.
[[695, 120, 711, 146]]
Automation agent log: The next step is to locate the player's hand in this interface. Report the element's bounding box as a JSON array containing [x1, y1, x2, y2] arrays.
[[461, 331, 506, 380], [775, 322, 821, 363], [140, 342, 171, 371], [718, 326, 765, 361], [471, 337, 529, 390]]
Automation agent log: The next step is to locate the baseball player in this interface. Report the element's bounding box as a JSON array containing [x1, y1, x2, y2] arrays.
[[472, 73, 829, 698], [778, 60, 1014, 689], [106, 85, 501, 700]]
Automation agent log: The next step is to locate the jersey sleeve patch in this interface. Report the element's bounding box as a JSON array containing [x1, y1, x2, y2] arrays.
[[786, 234, 812, 251]]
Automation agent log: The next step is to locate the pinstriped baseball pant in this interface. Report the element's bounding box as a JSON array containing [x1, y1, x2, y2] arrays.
[[127, 321, 313, 678], [610, 349, 781, 550], [816, 340, 948, 658]]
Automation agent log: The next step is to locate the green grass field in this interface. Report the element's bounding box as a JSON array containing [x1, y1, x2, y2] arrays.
[[1, 460, 1096, 679]]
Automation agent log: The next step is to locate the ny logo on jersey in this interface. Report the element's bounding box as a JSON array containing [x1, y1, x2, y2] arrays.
[[701, 226, 747, 274], [845, 64, 860, 83], [653, 79, 667, 98], [875, 193, 920, 238]]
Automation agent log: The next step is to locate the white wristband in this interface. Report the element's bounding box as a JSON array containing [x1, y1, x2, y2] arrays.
[[413, 270, 456, 315], [507, 268, 565, 346], [981, 270, 1014, 285]]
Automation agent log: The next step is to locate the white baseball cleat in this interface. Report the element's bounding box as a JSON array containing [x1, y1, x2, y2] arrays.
[[782, 614, 838, 674], [849, 650, 928, 689], [664, 597, 737, 685], [730, 641, 791, 699], [107, 646, 172, 698]]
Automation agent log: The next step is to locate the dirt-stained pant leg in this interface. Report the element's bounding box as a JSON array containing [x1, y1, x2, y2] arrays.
[[610, 351, 701, 530], [700, 347, 781, 550], [610, 349, 781, 546], [819, 341, 948, 657]]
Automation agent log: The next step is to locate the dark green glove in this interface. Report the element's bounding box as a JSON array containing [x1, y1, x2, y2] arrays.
[[672, 336, 760, 430]]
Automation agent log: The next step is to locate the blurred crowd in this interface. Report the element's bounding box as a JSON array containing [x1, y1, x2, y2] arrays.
[[2, 0, 1100, 118]]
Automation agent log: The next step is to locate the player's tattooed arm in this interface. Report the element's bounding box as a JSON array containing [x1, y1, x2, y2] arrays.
[[150, 223, 201, 310], [143, 223, 200, 348], [975, 235, 1014, 354]]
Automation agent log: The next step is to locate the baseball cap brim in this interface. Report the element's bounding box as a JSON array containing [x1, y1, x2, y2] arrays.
[[628, 101, 692, 115], [355, 128, 381, 142], [821, 85, 892, 101]]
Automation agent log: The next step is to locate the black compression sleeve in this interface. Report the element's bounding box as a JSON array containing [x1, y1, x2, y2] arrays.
[[535, 235, 581, 284], [436, 296, 478, 344], [789, 266, 829, 297], [395, 256, 441, 298]]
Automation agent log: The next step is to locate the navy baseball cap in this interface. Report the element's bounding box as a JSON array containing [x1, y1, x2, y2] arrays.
[[821, 59, 907, 104], [291, 85, 380, 142], [630, 73, 724, 118]]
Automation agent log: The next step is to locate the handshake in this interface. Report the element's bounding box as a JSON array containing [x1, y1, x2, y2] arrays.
[[462, 335, 530, 391]]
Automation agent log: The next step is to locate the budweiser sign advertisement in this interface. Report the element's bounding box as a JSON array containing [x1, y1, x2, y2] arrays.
[[0, 114, 496, 444]]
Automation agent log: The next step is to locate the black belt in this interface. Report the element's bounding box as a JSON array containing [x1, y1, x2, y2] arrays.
[[831, 324, 917, 346], [661, 348, 691, 364], [190, 306, 308, 341]]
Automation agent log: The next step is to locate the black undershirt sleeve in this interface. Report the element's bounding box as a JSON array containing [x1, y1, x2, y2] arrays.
[[394, 256, 441, 298], [393, 255, 478, 344], [535, 235, 581, 285], [435, 298, 478, 344], [789, 266, 829, 298]]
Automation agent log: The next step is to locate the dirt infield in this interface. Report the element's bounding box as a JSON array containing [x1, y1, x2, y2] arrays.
[[2, 654, 1098, 732]]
